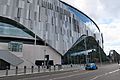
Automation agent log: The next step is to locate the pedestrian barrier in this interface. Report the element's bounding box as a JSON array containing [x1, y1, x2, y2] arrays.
[[0, 64, 81, 77]]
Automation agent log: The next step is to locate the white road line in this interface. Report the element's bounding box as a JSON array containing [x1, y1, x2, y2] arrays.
[[73, 70, 80, 72], [48, 70, 82, 77], [90, 69, 120, 80], [18, 70, 84, 80], [49, 71, 93, 80], [18, 75, 51, 80]]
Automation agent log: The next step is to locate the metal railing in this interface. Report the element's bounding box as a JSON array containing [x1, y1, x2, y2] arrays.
[[0, 64, 84, 77]]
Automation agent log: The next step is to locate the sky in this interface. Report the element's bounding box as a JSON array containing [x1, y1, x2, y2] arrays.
[[61, 0, 120, 55]]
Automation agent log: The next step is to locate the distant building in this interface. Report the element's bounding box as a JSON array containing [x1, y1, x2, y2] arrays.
[[0, 0, 103, 69], [109, 50, 120, 63]]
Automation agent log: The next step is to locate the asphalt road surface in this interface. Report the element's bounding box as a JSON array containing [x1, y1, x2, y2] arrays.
[[0, 64, 120, 80]]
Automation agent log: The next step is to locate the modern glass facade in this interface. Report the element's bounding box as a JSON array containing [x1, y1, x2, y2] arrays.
[[0, 0, 104, 64], [65, 4, 100, 33], [0, 0, 103, 55]]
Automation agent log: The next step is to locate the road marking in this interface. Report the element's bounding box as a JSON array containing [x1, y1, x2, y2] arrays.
[[49, 71, 94, 80], [18, 70, 95, 80], [18, 70, 86, 80], [90, 69, 120, 80], [40, 75, 50, 78], [50, 74, 81, 80], [18, 75, 51, 80], [73, 70, 80, 72]]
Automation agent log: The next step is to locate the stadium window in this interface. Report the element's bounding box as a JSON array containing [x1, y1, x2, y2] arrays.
[[8, 41, 23, 52]]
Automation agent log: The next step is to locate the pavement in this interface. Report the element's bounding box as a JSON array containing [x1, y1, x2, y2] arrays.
[[0, 63, 119, 80]]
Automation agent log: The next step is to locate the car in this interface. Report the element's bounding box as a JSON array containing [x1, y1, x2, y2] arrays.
[[85, 63, 98, 70]]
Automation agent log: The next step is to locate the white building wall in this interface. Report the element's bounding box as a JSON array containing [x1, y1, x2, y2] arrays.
[[22, 44, 61, 66], [0, 43, 61, 68]]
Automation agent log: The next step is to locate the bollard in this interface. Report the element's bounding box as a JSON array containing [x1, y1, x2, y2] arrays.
[[38, 66, 40, 72], [71, 64, 73, 67], [15, 66, 18, 75], [54, 65, 56, 71], [24, 66, 26, 74], [49, 66, 51, 72], [58, 65, 59, 70], [6, 66, 9, 76], [58, 65, 62, 70], [31, 66, 34, 73]]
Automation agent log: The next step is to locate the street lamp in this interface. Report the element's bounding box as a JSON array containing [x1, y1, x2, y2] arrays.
[[84, 38, 88, 64], [43, 31, 47, 71], [34, 33, 37, 45], [98, 40, 102, 66]]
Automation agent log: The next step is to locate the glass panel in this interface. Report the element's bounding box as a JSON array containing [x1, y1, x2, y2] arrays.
[[0, 22, 33, 38], [65, 5, 100, 33], [8, 41, 23, 52]]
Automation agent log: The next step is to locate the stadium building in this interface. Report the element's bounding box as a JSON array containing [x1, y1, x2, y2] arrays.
[[0, 0, 104, 69]]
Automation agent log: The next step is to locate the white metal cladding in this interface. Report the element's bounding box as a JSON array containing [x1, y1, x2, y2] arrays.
[[0, 0, 103, 55]]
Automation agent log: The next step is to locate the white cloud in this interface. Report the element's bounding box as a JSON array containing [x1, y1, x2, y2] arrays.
[[62, 0, 120, 55], [100, 0, 120, 18], [99, 20, 120, 55]]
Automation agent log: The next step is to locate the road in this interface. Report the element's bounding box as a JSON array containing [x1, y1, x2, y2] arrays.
[[0, 64, 119, 80]]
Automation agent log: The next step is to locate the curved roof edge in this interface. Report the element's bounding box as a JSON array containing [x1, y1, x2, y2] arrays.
[[0, 16, 62, 56], [65, 35, 104, 55], [0, 16, 37, 39], [60, 0, 100, 32]]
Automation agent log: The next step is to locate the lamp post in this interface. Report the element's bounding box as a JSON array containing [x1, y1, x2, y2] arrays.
[[84, 37, 88, 64], [43, 31, 47, 71], [84, 26, 88, 64], [98, 40, 102, 66], [34, 33, 37, 45]]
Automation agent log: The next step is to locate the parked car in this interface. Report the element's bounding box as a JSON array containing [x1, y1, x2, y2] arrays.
[[85, 63, 98, 70]]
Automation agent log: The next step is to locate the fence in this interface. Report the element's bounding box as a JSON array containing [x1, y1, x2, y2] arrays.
[[0, 64, 83, 77]]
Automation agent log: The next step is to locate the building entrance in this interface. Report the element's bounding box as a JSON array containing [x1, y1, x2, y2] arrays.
[[0, 59, 10, 70]]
